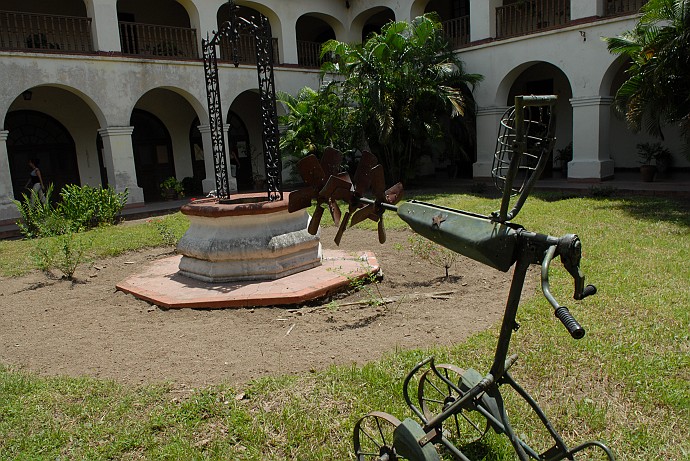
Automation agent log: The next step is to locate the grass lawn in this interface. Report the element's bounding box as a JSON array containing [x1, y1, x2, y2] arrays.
[[1, 191, 688, 460]]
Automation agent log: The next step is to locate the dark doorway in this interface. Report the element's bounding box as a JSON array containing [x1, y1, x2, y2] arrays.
[[5, 110, 80, 200], [227, 111, 253, 191], [188, 118, 205, 195], [130, 109, 175, 201]]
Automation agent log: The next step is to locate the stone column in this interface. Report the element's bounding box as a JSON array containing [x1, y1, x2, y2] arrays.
[[86, 0, 122, 52], [279, 14, 298, 64], [569, 96, 615, 180], [198, 124, 238, 195], [570, 0, 605, 20], [474, 106, 509, 178], [97, 127, 144, 204], [470, 0, 501, 41], [0, 131, 19, 223]]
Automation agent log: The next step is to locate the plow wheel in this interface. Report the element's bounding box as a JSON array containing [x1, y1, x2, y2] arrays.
[[417, 364, 490, 446], [354, 411, 406, 461]]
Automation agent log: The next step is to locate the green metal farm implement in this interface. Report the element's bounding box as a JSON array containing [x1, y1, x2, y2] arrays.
[[289, 95, 615, 461]]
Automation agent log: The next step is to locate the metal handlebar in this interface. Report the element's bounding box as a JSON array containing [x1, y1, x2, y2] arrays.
[[540, 237, 596, 340]]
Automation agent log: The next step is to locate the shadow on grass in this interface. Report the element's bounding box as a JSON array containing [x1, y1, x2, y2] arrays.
[[591, 195, 690, 228]]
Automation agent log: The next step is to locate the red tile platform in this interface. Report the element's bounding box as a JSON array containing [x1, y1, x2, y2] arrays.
[[116, 250, 378, 309]]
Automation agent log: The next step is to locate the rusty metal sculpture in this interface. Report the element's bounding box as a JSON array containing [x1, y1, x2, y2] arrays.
[[288, 95, 615, 461]]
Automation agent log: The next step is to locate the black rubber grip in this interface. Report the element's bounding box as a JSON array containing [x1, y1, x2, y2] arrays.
[[582, 284, 597, 299], [555, 306, 586, 339]]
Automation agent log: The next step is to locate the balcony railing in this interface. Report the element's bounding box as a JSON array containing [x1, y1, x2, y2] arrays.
[[297, 40, 324, 68], [0, 10, 93, 53], [218, 34, 280, 65], [119, 21, 198, 58], [605, 0, 648, 16], [442, 16, 470, 48], [496, 0, 570, 39]]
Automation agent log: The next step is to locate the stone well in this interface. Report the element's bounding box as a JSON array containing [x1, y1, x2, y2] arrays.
[[176, 192, 321, 283]]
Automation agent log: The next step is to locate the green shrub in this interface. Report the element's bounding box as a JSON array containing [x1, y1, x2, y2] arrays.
[[58, 185, 128, 230], [31, 233, 89, 279], [14, 184, 128, 239], [13, 184, 58, 239]]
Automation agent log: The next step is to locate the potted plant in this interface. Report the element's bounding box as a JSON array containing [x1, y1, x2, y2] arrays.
[[554, 142, 573, 178], [160, 177, 185, 200], [637, 142, 672, 182], [654, 144, 674, 180]]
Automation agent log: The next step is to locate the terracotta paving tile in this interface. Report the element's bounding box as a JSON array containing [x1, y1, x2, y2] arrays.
[[116, 249, 378, 309]]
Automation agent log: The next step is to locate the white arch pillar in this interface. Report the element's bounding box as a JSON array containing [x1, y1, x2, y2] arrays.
[[0, 131, 19, 223], [97, 127, 144, 204], [86, 0, 122, 52], [470, 0, 501, 41], [474, 106, 508, 177], [569, 96, 615, 180], [571, 0, 605, 20]]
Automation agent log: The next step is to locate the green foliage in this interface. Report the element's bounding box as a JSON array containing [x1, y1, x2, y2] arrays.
[[278, 85, 361, 176], [320, 13, 482, 183], [408, 233, 458, 278], [13, 184, 128, 239], [636, 141, 673, 165], [31, 233, 90, 279], [13, 184, 59, 238], [160, 177, 184, 199], [58, 184, 128, 231], [604, 0, 690, 150]]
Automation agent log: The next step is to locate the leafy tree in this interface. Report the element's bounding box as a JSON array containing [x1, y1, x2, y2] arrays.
[[278, 84, 361, 176], [604, 0, 690, 150], [320, 13, 482, 183]]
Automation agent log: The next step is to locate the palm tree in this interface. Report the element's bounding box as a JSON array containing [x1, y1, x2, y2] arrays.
[[278, 84, 361, 177], [605, 0, 690, 148], [321, 13, 482, 183]]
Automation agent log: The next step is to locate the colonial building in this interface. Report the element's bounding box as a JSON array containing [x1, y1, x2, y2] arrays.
[[0, 0, 684, 224]]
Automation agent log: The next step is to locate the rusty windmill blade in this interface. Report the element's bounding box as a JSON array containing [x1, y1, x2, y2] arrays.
[[287, 187, 315, 212], [306, 148, 346, 233], [298, 154, 325, 188], [320, 147, 344, 178], [288, 154, 324, 213], [322, 173, 352, 227], [375, 183, 405, 244], [348, 166, 404, 244], [348, 164, 386, 227], [333, 151, 379, 244]]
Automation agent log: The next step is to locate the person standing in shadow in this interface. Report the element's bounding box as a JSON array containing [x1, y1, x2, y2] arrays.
[[25, 158, 46, 204]]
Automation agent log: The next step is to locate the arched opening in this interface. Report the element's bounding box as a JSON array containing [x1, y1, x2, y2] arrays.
[[5, 110, 80, 200], [362, 9, 395, 41], [425, 0, 470, 48], [187, 118, 205, 195], [296, 14, 335, 67], [228, 111, 253, 191], [505, 62, 573, 177], [216, 4, 279, 64], [130, 109, 175, 202], [117, 0, 197, 58]]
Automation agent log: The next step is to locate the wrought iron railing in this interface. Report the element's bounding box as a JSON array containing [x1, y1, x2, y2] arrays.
[[442, 16, 470, 48], [297, 40, 323, 68], [218, 34, 279, 64], [605, 0, 648, 16], [119, 21, 198, 58], [0, 10, 93, 52], [496, 0, 570, 39]]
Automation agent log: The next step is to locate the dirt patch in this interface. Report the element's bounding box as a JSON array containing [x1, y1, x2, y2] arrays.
[[0, 226, 519, 389]]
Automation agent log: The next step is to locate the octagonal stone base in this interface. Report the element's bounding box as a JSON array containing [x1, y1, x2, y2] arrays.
[[176, 193, 321, 282]]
